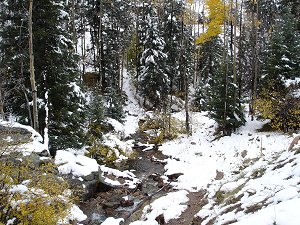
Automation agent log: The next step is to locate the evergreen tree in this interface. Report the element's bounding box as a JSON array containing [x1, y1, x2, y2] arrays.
[[196, 37, 245, 135], [0, 0, 86, 153], [138, 3, 169, 110], [194, 37, 223, 110], [262, 6, 300, 90], [86, 0, 132, 121]]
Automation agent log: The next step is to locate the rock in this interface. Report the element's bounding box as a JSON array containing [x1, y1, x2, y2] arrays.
[[241, 150, 247, 158], [149, 173, 161, 181], [82, 180, 112, 201], [102, 202, 120, 209], [120, 196, 134, 207], [157, 179, 164, 188], [82, 173, 95, 181], [167, 173, 183, 181], [155, 214, 165, 224], [38, 149, 49, 157], [215, 170, 224, 180]]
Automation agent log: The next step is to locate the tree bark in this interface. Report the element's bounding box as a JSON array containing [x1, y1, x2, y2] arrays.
[[29, 0, 39, 132], [0, 75, 5, 120]]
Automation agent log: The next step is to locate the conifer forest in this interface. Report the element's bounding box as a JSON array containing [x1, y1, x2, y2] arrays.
[[0, 0, 299, 224], [0, 0, 299, 151]]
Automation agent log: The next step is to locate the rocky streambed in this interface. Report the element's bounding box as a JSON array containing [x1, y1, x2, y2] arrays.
[[79, 142, 175, 225]]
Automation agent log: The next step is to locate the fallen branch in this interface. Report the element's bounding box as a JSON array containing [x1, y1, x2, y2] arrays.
[[288, 135, 300, 151]]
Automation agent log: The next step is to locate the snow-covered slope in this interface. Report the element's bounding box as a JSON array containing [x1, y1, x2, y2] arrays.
[[126, 111, 299, 225]]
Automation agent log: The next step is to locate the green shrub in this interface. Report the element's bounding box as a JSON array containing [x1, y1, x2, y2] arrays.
[[139, 113, 185, 145]]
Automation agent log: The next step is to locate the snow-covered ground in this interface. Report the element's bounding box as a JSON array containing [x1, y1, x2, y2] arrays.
[[125, 110, 299, 225], [96, 71, 300, 225], [1, 70, 299, 225]]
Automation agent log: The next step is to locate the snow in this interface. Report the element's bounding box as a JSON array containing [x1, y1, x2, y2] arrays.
[[2, 68, 299, 225], [233, 198, 300, 225], [133, 190, 189, 224], [55, 150, 99, 177], [0, 120, 46, 155], [62, 205, 87, 224], [101, 217, 124, 225]]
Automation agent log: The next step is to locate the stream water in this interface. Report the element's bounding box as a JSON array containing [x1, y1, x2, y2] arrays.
[[79, 137, 169, 225]]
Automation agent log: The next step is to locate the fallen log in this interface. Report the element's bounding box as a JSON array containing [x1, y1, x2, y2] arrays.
[[288, 135, 300, 151]]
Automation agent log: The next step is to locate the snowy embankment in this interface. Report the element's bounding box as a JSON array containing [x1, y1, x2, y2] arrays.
[[126, 111, 299, 225], [98, 71, 300, 224]]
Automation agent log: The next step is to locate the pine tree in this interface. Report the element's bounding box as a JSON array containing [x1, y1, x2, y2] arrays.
[[138, 3, 169, 110], [86, 0, 132, 121], [262, 5, 300, 89], [194, 37, 223, 110], [0, 0, 86, 153]]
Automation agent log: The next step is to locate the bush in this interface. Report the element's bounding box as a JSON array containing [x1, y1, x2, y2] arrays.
[[139, 113, 185, 145], [255, 81, 300, 132], [0, 156, 73, 225]]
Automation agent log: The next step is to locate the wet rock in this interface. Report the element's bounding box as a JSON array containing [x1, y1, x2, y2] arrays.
[[83, 180, 112, 201], [155, 214, 165, 224], [215, 170, 224, 180], [102, 202, 120, 210], [38, 149, 49, 157], [167, 173, 183, 181], [241, 150, 247, 158], [135, 181, 143, 191], [120, 196, 134, 207], [83, 172, 96, 181], [157, 178, 164, 188], [149, 173, 161, 181]]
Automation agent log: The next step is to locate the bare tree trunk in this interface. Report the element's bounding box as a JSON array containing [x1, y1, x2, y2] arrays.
[[22, 87, 33, 128], [223, 0, 229, 133], [71, 0, 77, 51], [288, 136, 300, 151], [233, 0, 238, 108], [250, 1, 259, 121], [237, 0, 244, 104], [120, 52, 124, 92], [0, 75, 5, 120], [98, 0, 103, 90], [29, 0, 39, 132]]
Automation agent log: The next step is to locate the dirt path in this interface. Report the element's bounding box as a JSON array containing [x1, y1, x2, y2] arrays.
[[166, 190, 207, 225]]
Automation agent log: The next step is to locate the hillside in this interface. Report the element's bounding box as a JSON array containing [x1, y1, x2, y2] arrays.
[[1, 70, 300, 225]]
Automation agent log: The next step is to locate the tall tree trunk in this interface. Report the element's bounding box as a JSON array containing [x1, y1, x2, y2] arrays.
[[250, 1, 259, 120], [29, 0, 39, 132], [98, 0, 104, 90], [233, 0, 238, 109], [0, 75, 5, 120], [223, 0, 229, 134]]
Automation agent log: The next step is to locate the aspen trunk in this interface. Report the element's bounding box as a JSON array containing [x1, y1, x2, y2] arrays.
[[0, 75, 4, 120], [29, 0, 39, 132]]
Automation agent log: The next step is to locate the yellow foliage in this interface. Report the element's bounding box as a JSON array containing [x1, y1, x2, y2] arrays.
[[195, 0, 228, 44], [0, 158, 73, 225], [139, 113, 185, 145], [254, 82, 300, 132]]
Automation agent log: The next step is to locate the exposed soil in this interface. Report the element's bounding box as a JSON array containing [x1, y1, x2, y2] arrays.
[[166, 190, 207, 225]]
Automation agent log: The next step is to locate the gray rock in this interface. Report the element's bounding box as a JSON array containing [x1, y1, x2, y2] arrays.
[[120, 196, 134, 207], [38, 149, 49, 157], [82, 173, 95, 181]]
